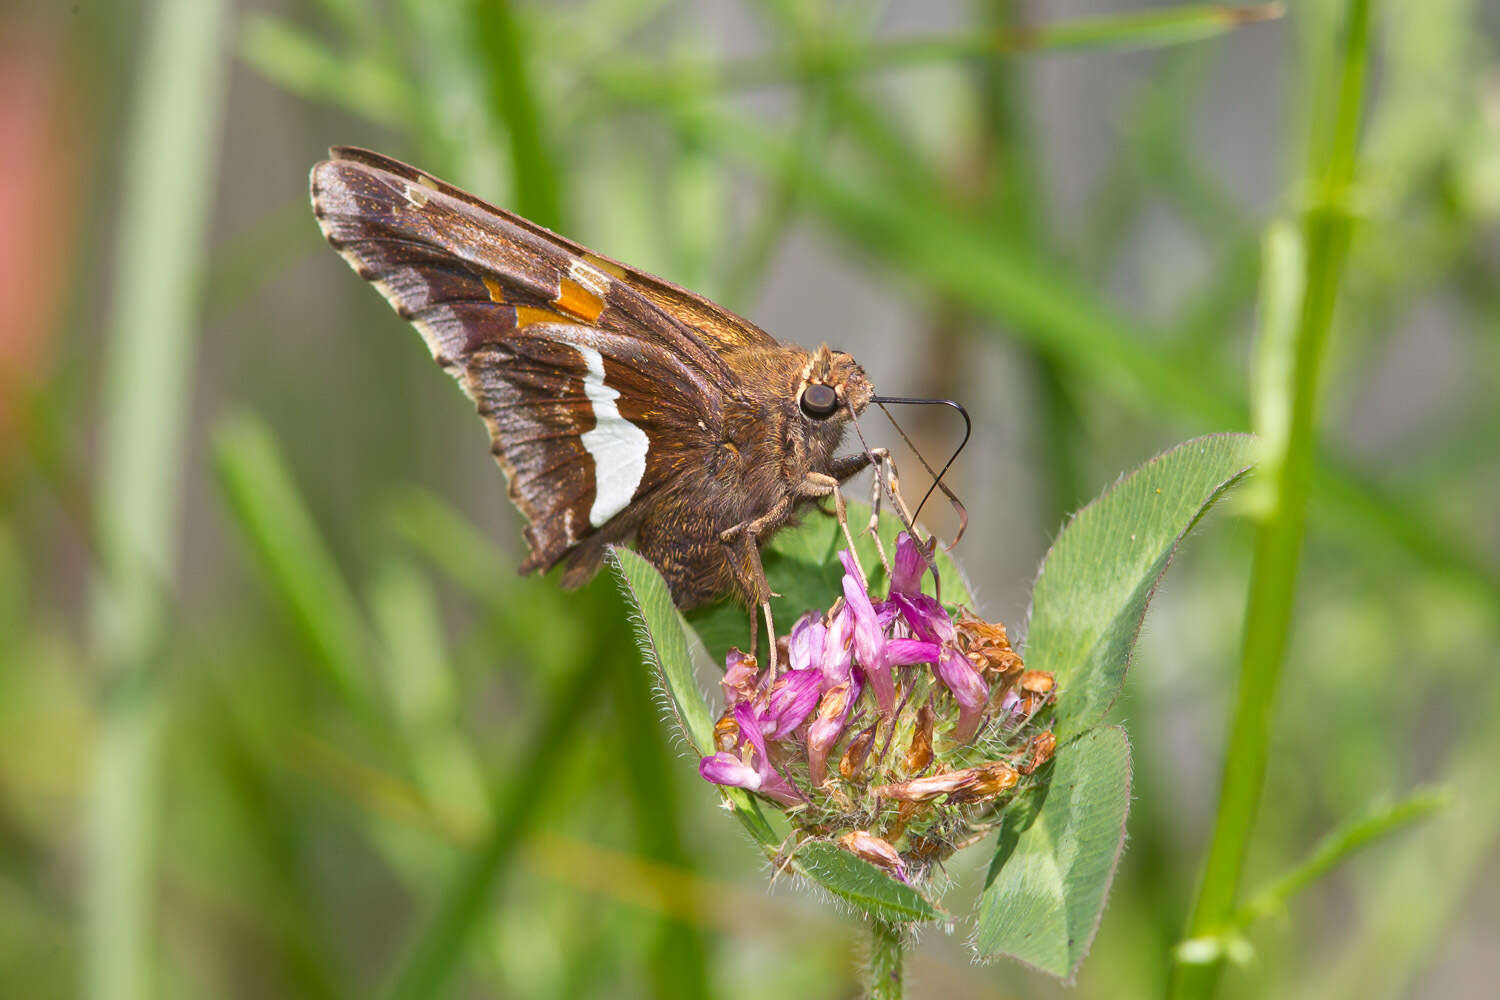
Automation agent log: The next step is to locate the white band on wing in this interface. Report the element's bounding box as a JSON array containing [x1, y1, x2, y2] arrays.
[[576, 344, 650, 527]]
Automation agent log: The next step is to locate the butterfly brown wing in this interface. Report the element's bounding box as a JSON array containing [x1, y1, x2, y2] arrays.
[[310, 148, 731, 576], [325, 146, 778, 356]]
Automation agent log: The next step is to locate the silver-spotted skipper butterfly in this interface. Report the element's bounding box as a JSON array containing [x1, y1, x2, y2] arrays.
[[310, 147, 934, 654]]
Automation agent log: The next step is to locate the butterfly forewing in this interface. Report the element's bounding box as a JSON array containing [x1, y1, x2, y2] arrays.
[[310, 149, 731, 573]]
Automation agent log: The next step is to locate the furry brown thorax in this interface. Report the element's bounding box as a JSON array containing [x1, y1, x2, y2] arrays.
[[628, 342, 876, 609]]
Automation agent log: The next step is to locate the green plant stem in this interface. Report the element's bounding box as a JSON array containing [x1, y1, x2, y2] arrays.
[[868, 920, 904, 1000], [85, 1, 228, 999], [1170, 1, 1371, 997]]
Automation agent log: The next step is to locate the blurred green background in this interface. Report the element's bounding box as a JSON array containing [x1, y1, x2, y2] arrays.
[[3, 0, 1499, 997]]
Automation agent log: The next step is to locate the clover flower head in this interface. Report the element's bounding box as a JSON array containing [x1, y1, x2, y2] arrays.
[[698, 532, 1058, 883]]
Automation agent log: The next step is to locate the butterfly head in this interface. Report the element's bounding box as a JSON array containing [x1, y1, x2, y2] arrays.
[[798, 344, 872, 424], [786, 344, 873, 471]]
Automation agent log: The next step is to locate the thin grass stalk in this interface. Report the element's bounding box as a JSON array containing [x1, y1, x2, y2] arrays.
[[1169, 2, 1372, 996], [85, 0, 229, 998]]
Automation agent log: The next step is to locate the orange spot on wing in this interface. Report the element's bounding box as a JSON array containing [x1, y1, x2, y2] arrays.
[[581, 252, 628, 280], [555, 277, 605, 323], [482, 276, 506, 303], [515, 305, 565, 327]]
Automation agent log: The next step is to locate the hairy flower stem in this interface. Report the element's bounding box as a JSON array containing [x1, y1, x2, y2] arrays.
[[868, 920, 904, 1000]]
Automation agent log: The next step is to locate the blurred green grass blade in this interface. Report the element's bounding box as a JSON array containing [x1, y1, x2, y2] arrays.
[[381, 648, 603, 1000], [974, 726, 1133, 980], [380, 488, 507, 600], [86, 1, 231, 998], [194, 687, 351, 1000], [1167, 232, 1261, 351], [596, 4, 1283, 97], [203, 198, 324, 320], [1173, 3, 1372, 996], [1231, 789, 1445, 929], [1025, 434, 1257, 737], [212, 411, 373, 713], [240, 13, 417, 130], [718, 91, 833, 308], [367, 556, 488, 821], [470, 0, 562, 229], [310, 0, 377, 38], [378, 489, 597, 673], [884, 3, 1283, 59]]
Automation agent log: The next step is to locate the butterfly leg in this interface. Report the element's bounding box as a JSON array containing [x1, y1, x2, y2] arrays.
[[868, 448, 917, 530], [799, 472, 874, 580], [829, 448, 900, 569], [743, 601, 777, 676], [721, 495, 793, 674]]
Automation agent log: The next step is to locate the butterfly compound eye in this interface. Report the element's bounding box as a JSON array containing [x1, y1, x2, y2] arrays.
[[800, 383, 840, 419]]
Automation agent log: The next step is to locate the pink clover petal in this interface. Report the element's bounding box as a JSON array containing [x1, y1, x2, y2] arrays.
[[883, 637, 941, 666], [820, 605, 854, 685], [842, 570, 885, 671], [806, 681, 856, 786], [720, 649, 760, 707], [755, 769, 805, 805], [699, 752, 761, 791], [836, 547, 864, 586], [859, 660, 896, 717], [936, 648, 988, 710], [765, 668, 823, 739], [889, 532, 928, 597], [937, 648, 989, 743], [731, 699, 804, 803], [891, 592, 956, 645], [733, 701, 767, 747], [806, 726, 837, 787], [786, 613, 826, 673]]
